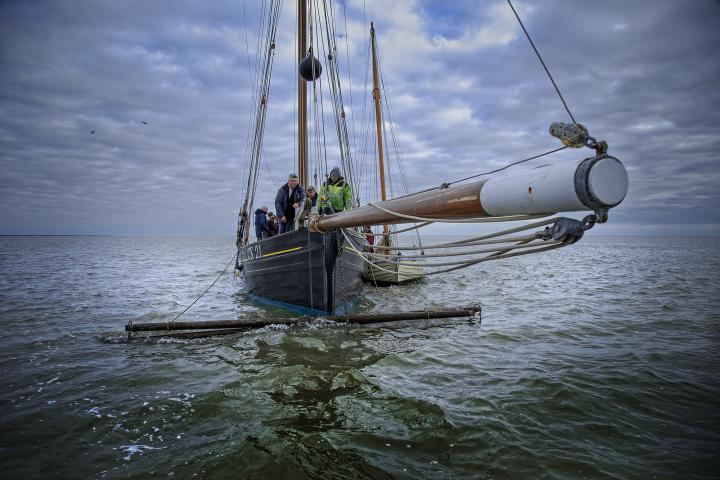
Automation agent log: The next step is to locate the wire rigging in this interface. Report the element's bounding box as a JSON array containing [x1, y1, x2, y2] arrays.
[[169, 253, 237, 323], [447, 145, 568, 186], [506, 0, 577, 124], [239, 0, 285, 245]]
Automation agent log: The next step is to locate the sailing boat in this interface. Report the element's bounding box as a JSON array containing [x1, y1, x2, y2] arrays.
[[235, 0, 366, 316], [236, 1, 629, 315]]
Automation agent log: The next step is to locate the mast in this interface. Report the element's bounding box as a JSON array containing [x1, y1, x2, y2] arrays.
[[297, 0, 308, 184], [370, 22, 390, 240]]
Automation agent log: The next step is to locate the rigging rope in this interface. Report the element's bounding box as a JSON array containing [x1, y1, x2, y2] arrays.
[[446, 145, 568, 186], [318, 0, 358, 199], [340, 0, 359, 179], [339, 226, 570, 277], [357, 144, 569, 207], [354, 232, 544, 251], [169, 253, 237, 324], [239, 0, 284, 245], [507, 0, 577, 124], [361, 238, 552, 262], [367, 202, 547, 224]]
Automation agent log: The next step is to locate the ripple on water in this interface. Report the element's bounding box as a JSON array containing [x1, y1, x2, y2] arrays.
[[0, 235, 719, 478]]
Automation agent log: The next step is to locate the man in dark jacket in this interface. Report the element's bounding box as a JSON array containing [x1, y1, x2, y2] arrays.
[[254, 206, 269, 240], [275, 174, 306, 233]]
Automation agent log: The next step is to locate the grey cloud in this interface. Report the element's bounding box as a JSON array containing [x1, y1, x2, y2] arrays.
[[1, 0, 719, 235]]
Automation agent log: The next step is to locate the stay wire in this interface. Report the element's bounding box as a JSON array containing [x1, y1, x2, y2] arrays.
[[170, 253, 238, 324], [376, 144, 568, 205], [322, 0, 357, 198], [447, 145, 567, 186], [341, 0, 358, 180], [507, 0, 577, 124]]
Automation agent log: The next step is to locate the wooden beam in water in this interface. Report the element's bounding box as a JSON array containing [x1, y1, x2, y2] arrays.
[[125, 307, 481, 333], [337, 307, 480, 325], [151, 328, 252, 339], [126, 318, 298, 332]]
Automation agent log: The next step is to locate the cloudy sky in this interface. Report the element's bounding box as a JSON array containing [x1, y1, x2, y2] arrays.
[[1, 0, 718, 236]]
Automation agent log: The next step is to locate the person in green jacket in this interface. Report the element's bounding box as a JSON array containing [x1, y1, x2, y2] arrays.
[[319, 167, 352, 213]]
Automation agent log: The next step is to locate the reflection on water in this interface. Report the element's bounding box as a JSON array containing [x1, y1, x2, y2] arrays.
[[0, 235, 718, 478]]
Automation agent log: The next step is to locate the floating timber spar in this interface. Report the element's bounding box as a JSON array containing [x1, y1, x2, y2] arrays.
[[126, 307, 482, 339], [126, 307, 480, 331]]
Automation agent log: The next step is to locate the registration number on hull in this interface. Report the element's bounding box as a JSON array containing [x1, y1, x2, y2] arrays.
[[240, 244, 263, 262]]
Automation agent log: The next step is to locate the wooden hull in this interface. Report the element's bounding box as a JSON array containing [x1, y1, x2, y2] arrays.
[[363, 258, 423, 286], [239, 229, 365, 315]]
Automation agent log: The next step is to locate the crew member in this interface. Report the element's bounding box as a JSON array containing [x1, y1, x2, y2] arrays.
[[318, 167, 352, 213], [274, 174, 306, 233], [254, 206, 269, 240]]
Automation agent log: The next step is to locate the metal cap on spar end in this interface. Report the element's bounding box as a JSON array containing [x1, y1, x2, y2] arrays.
[[574, 156, 628, 210]]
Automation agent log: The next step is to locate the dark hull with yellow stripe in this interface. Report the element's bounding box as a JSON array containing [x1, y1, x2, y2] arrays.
[[238, 229, 365, 315]]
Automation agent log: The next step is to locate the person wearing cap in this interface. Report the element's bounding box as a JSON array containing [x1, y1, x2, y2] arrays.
[[274, 173, 306, 233], [318, 167, 352, 213], [254, 206, 269, 240]]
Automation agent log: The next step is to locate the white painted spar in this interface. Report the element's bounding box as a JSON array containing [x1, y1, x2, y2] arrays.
[[480, 156, 628, 216], [480, 160, 583, 216]]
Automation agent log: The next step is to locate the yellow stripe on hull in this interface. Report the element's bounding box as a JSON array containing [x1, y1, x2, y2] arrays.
[[262, 246, 302, 258]]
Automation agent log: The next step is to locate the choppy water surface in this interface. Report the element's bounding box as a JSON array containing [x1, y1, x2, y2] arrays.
[[0, 235, 718, 479]]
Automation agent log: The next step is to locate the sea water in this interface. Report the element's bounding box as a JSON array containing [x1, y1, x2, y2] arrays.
[[0, 235, 718, 478]]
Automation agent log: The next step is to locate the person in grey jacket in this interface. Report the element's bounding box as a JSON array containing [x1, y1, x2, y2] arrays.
[[274, 174, 306, 233]]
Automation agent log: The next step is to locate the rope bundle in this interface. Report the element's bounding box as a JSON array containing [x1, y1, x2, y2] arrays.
[[342, 213, 575, 277]]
